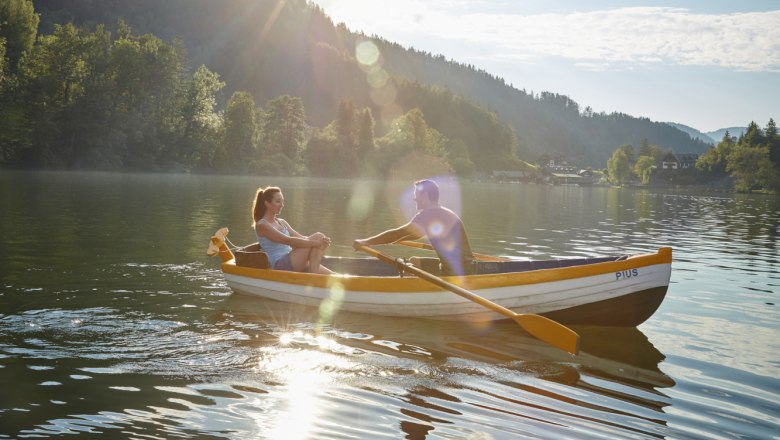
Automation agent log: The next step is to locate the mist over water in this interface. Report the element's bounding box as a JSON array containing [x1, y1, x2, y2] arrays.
[[1, 171, 778, 439]]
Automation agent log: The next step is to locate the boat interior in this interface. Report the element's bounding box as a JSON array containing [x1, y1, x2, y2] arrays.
[[232, 243, 626, 277]]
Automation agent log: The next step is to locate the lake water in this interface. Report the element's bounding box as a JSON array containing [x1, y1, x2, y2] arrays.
[[0, 171, 778, 439]]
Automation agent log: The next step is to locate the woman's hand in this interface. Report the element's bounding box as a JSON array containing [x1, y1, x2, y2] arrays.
[[309, 232, 331, 249]]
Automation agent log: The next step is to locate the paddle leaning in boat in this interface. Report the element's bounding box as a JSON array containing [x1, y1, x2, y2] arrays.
[[207, 227, 672, 355]]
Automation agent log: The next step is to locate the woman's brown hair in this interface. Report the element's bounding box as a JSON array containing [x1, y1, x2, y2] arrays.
[[251, 186, 281, 226]]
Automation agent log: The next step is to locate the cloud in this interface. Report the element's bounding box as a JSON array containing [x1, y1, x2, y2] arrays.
[[313, 2, 780, 72]]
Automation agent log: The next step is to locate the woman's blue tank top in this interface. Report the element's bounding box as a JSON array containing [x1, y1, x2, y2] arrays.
[[257, 219, 292, 267]]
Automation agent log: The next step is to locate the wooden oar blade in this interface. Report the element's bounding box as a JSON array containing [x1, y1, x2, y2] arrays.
[[512, 313, 580, 355]]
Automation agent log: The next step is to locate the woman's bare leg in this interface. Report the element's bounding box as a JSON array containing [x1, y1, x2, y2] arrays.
[[308, 247, 334, 274], [287, 247, 333, 274], [288, 248, 312, 272]]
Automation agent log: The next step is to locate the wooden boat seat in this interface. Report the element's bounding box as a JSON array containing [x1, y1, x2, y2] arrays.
[[234, 243, 270, 269], [322, 256, 402, 276]]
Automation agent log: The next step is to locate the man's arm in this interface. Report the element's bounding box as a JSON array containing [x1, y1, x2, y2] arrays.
[[354, 222, 424, 249]]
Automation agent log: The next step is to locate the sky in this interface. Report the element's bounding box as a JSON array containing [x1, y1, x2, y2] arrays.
[[310, 0, 779, 133]]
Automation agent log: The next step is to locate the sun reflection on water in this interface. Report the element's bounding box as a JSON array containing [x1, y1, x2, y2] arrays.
[[253, 331, 356, 439]]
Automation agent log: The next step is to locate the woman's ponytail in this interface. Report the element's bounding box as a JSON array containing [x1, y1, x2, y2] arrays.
[[251, 188, 264, 227]]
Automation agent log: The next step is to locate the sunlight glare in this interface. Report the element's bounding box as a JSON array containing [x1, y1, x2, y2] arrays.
[[319, 279, 345, 323], [268, 369, 321, 439], [279, 332, 294, 345], [347, 184, 375, 221], [254, 329, 364, 438], [256, 348, 339, 440]]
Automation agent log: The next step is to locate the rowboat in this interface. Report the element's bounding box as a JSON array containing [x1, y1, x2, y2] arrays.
[[208, 228, 672, 327]]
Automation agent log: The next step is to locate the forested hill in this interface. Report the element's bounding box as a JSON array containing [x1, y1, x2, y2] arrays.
[[33, 0, 709, 166]]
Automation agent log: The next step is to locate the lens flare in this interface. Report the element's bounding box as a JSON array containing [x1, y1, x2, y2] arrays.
[[318, 279, 345, 324], [366, 67, 389, 88], [356, 40, 380, 67], [348, 184, 375, 221], [428, 220, 445, 237]]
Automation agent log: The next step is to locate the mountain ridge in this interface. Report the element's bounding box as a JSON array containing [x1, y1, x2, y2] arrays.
[[665, 123, 748, 146], [33, 0, 713, 166]]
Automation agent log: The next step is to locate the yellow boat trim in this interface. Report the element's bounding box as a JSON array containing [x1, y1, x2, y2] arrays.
[[222, 247, 672, 293]]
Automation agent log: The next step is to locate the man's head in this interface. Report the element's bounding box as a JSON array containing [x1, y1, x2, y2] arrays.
[[413, 179, 439, 208]]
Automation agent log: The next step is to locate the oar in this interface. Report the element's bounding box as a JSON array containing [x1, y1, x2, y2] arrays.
[[356, 244, 579, 355], [397, 240, 509, 262]]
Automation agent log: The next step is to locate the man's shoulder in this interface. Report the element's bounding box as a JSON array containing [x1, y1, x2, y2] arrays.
[[430, 205, 458, 217], [413, 205, 459, 221]]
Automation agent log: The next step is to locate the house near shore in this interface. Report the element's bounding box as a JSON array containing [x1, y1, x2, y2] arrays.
[[537, 153, 578, 174], [661, 153, 699, 170], [536, 153, 594, 185], [550, 169, 595, 185]]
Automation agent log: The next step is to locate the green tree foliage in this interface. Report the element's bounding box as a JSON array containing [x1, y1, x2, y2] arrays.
[[355, 107, 376, 163], [14, 23, 114, 166], [178, 64, 224, 169], [695, 121, 780, 192], [304, 129, 348, 177], [215, 90, 259, 173], [725, 121, 780, 192], [332, 99, 359, 173], [395, 80, 520, 173], [449, 157, 477, 179], [260, 95, 306, 172], [109, 23, 187, 168], [764, 118, 780, 187], [617, 144, 635, 165], [607, 149, 630, 184], [0, 34, 6, 86], [633, 155, 655, 184], [0, 20, 192, 169], [0, 37, 13, 162], [727, 144, 776, 192], [304, 101, 376, 177], [638, 139, 665, 164], [765, 118, 780, 178], [375, 108, 446, 161], [0, 37, 6, 86], [365, 108, 454, 179], [0, 0, 38, 70], [696, 131, 735, 175]]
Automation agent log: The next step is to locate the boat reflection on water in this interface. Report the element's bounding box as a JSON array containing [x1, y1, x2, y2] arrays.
[[219, 294, 676, 438]]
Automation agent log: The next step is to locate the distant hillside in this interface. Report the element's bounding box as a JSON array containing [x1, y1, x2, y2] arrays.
[[665, 123, 716, 144], [666, 123, 750, 146], [33, 0, 712, 167], [708, 127, 747, 142]]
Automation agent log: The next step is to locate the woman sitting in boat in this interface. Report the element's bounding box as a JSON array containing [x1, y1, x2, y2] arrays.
[[252, 186, 334, 274]]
